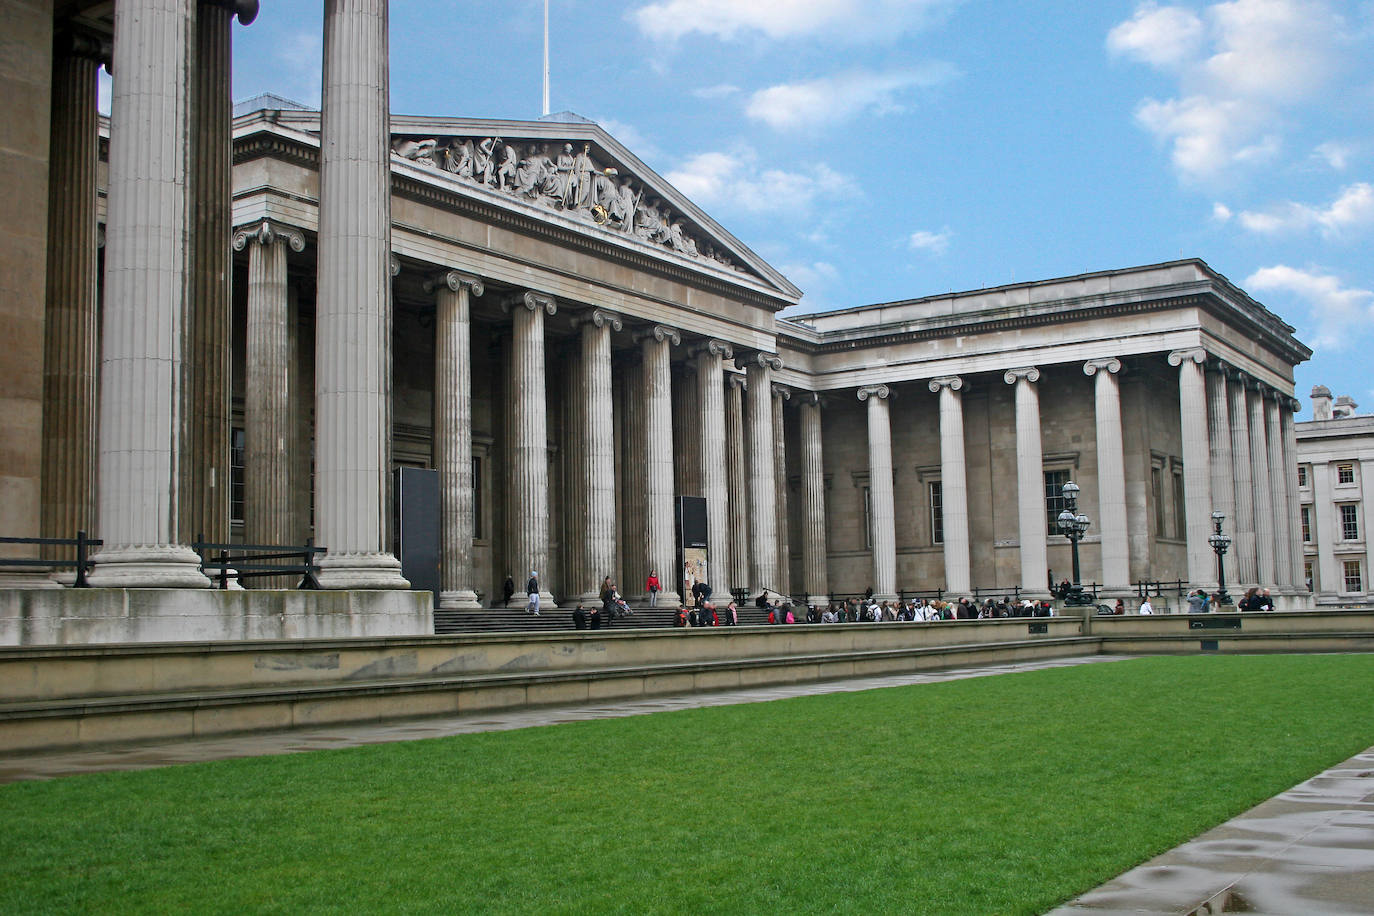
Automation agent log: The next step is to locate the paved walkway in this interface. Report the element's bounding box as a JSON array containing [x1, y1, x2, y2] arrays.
[[2, 652, 1371, 915]]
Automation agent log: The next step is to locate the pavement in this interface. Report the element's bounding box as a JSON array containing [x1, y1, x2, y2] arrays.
[[2, 652, 1371, 915]]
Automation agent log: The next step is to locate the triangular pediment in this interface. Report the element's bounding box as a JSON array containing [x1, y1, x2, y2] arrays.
[[383, 114, 800, 301]]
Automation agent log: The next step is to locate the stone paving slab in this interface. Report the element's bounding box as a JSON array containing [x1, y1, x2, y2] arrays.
[[1049, 747, 1374, 915], [0, 654, 1124, 783]]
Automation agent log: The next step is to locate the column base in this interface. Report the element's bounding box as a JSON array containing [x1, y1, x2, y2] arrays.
[[871, 592, 899, 603], [316, 552, 410, 590], [506, 591, 558, 611], [0, 571, 63, 589], [572, 591, 601, 608], [438, 589, 482, 609], [85, 545, 212, 588], [805, 594, 830, 608]]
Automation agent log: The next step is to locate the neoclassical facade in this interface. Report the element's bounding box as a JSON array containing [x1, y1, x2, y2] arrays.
[[1296, 387, 1373, 606], [2, 1, 1314, 636]]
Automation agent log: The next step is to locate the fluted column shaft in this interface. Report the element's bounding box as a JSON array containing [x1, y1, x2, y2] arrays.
[[1248, 385, 1276, 587], [89, 0, 209, 586], [1263, 393, 1292, 590], [725, 374, 750, 593], [641, 326, 681, 606], [860, 386, 897, 601], [312, 0, 406, 586], [579, 309, 620, 601], [182, 3, 234, 545], [798, 396, 829, 605], [41, 47, 100, 556], [1280, 402, 1304, 590], [743, 354, 780, 596], [1085, 359, 1130, 591], [1170, 349, 1214, 586], [930, 377, 970, 593], [619, 358, 647, 599], [695, 341, 731, 594], [1005, 368, 1048, 597], [431, 272, 483, 608], [1227, 372, 1257, 585], [236, 222, 305, 575], [1206, 365, 1236, 540], [506, 293, 556, 606], [772, 385, 792, 597]]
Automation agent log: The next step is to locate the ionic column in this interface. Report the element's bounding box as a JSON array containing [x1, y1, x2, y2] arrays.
[[41, 34, 104, 567], [639, 325, 681, 606], [503, 292, 557, 607], [576, 308, 621, 603], [772, 384, 792, 598], [1227, 370, 1257, 585], [929, 377, 970, 594], [673, 364, 700, 498], [1248, 383, 1276, 587], [1084, 359, 1130, 592], [742, 352, 782, 597], [89, 0, 209, 586], [312, 0, 407, 587], [182, 0, 254, 545], [1003, 368, 1049, 598], [798, 394, 830, 606], [859, 385, 897, 601], [694, 340, 732, 594], [618, 356, 647, 600], [725, 373, 750, 593], [1206, 363, 1236, 545], [427, 271, 484, 608], [1169, 348, 1214, 587], [234, 221, 305, 574], [1280, 399, 1304, 590], [1263, 392, 1292, 591]]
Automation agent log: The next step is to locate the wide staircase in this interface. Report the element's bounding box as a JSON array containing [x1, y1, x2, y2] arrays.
[[434, 601, 774, 634]]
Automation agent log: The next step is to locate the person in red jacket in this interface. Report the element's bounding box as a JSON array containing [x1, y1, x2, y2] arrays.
[[645, 569, 661, 607]]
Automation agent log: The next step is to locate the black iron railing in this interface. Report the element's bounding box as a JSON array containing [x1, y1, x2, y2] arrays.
[[0, 531, 102, 587], [192, 536, 325, 590]]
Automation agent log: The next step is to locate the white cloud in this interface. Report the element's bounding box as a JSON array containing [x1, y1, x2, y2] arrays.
[[907, 229, 952, 255], [744, 66, 957, 131], [666, 148, 859, 215], [692, 83, 740, 100], [1212, 201, 1233, 221], [1236, 183, 1374, 235], [1313, 141, 1353, 171], [1109, 0, 1349, 183], [631, 0, 953, 43], [1107, 3, 1206, 69], [1246, 265, 1374, 349]]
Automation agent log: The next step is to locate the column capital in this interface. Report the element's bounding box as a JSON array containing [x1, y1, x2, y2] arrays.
[[570, 307, 622, 332], [204, 0, 260, 25], [423, 270, 484, 297], [1168, 347, 1207, 367], [1224, 365, 1249, 384], [927, 376, 962, 393], [726, 372, 748, 392], [232, 219, 305, 253], [799, 391, 823, 408], [502, 291, 558, 316], [634, 324, 680, 346], [1083, 357, 1122, 376], [1285, 395, 1302, 413], [772, 383, 791, 401], [858, 384, 891, 401], [737, 351, 783, 371], [1003, 366, 1040, 385], [389, 252, 401, 277], [688, 338, 733, 360]]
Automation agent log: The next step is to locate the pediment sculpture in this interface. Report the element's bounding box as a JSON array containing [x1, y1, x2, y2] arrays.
[[392, 135, 743, 273]]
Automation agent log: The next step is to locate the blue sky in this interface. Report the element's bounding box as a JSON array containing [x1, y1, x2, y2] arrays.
[[219, 0, 1374, 418]]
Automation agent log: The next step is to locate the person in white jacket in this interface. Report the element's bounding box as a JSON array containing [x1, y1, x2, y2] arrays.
[[1138, 598, 1154, 615]]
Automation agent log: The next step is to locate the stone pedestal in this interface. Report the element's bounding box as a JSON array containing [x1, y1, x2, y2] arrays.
[[929, 377, 970, 594], [1084, 359, 1130, 593], [313, 0, 407, 589], [89, 0, 209, 588], [859, 385, 897, 601], [640, 325, 681, 607], [1005, 368, 1049, 598], [798, 394, 829, 607], [1169, 349, 1213, 587]]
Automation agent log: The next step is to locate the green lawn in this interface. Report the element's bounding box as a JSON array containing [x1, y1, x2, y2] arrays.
[[2, 654, 1372, 914]]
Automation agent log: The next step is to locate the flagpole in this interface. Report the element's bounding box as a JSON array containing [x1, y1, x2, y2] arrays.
[[542, 0, 550, 116]]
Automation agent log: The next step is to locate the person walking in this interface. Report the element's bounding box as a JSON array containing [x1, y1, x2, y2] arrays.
[[1138, 597, 1154, 615], [526, 571, 540, 616], [645, 569, 661, 608]]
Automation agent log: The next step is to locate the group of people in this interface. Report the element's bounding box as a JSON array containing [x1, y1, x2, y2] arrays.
[[1117, 585, 1277, 615], [810, 595, 1055, 623]]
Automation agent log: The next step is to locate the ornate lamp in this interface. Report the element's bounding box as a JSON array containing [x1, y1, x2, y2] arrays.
[[1208, 511, 1232, 605], [1056, 481, 1093, 606]]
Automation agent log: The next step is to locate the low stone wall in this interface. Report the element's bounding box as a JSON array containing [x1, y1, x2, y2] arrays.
[[0, 589, 434, 646]]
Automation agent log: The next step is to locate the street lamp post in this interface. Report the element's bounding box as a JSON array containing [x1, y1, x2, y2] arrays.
[[1208, 511, 1232, 606], [1056, 481, 1093, 607]]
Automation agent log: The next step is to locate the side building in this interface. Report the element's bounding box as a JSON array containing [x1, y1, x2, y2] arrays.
[[1296, 388, 1374, 606]]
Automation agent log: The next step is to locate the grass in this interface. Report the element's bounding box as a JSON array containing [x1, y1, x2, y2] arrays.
[[1, 654, 1372, 914]]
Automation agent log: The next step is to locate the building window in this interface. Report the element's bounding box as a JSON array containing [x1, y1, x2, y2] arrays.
[[1343, 560, 1362, 593], [1340, 504, 1359, 541], [1338, 463, 1355, 485], [1303, 560, 1314, 592], [862, 485, 873, 550], [472, 456, 483, 540], [1044, 470, 1069, 536], [230, 427, 245, 526], [930, 481, 943, 545], [1301, 506, 1312, 543], [1297, 465, 1308, 487], [1172, 468, 1186, 540]]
